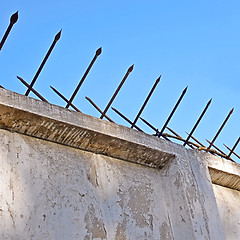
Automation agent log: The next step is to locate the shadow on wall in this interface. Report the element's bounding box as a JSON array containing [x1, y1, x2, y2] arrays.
[[0, 129, 171, 239]]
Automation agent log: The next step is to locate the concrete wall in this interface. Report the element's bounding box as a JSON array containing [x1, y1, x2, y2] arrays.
[[0, 88, 239, 240]]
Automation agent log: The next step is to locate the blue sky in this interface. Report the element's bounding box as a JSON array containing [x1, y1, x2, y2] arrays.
[[1, 1, 240, 162]]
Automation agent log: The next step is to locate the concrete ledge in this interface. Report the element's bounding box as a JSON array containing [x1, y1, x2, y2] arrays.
[[206, 155, 240, 191], [0, 88, 175, 168]]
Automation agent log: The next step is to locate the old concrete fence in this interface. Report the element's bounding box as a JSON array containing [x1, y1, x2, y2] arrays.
[[0, 88, 239, 240]]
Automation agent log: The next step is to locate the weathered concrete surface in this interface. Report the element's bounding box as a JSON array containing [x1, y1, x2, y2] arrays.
[[212, 184, 240, 240], [205, 154, 240, 191], [0, 129, 224, 240], [0, 88, 235, 239], [0, 88, 176, 169]]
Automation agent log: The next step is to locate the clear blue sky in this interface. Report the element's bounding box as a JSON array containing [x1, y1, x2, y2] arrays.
[[1, 1, 240, 163]]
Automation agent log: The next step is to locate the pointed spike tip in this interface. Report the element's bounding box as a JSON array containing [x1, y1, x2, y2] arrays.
[[128, 64, 134, 72], [183, 86, 188, 93], [96, 47, 102, 56], [156, 75, 161, 83], [54, 29, 62, 41], [230, 108, 234, 114], [10, 11, 18, 24]]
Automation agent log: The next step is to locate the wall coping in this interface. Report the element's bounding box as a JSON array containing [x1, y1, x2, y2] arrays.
[[0, 88, 239, 190]]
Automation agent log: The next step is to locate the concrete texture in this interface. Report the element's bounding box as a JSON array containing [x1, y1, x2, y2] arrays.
[[213, 184, 240, 240], [0, 88, 239, 239]]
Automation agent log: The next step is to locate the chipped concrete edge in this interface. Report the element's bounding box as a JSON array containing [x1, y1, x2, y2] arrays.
[[0, 88, 176, 169]]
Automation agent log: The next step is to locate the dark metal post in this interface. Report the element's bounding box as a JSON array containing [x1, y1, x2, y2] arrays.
[[0, 11, 18, 51], [207, 108, 234, 151], [131, 76, 161, 129], [100, 65, 134, 119], [66, 47, 102, 108], [158, 86, 188, 137], [25, 30, 62, 96], [183, 99, 212, 146]]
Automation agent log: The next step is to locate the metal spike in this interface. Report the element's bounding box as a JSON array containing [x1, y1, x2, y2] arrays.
[[85, 97, 114, 123], [25, 30, 62, 96], [50, 86, 81, 112], [131, 76, 161, 129], [206, 139, 228, 157], [158, 86, 188, 137], [183, 99, 212, 146], [185, 132, 206, 148], [112, 107, 143, 132], [140, 117, 170, 141], [100, 65, 134, 119], [207, 108, 234, 151], [166, 127, 195, 149], [0, 11, 18, 51], [66, 47, 102, 108], [227, 137, 240, 158], [223, 143, 240, 160], [17, 76, 48, 102]]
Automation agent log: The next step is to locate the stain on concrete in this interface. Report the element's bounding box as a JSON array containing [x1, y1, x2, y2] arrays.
[[84, 204, 107, 239]]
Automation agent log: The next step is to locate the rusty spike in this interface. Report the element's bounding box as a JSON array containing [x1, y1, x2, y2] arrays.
[[100, 65, 134, 119], [183, 98, 212, 146], [131, 76, 161, 129], [207, 108, 234, 151], [206, 139, 228, 157], [166, 127, 195, 149], [0, 11, 18, 51], [185, 132, 206, 148], [227, 137, 240, 158], [223, 143, 240, 160], [50, 86, 81, 112], [112, 107, 143, 132], [17, 76, 48, 102], [85, 97, 114, 123], [25, 30, 62, 96], [158, 86, 188, 137], [66, 47, 102, 108]]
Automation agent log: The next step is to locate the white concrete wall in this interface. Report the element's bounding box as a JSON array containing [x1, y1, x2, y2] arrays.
[[213, 184, 240, 240], [0, 88, 239, 240]]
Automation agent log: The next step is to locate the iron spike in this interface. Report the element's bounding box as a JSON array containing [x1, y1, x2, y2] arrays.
[[206, 139, 228, 157], [17, 76, 48, 102], [185, 132, 205, 148], [66, 47, 102, 108], [223, 143, 240, 160], [85, 97, 114, 123], [183, 98, 212, 146], [166, 127, 195, 149], [158, 86, 188, 137], [111, 107, 143, 132], [0, 11, 19, 51], [100, 65, 134, 119], [227, 137, 240, 158], [131, 76, 161, 129], [50, 86, 81, 112], [207, 108, 234, 151], [25, 30, 62, 96]]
